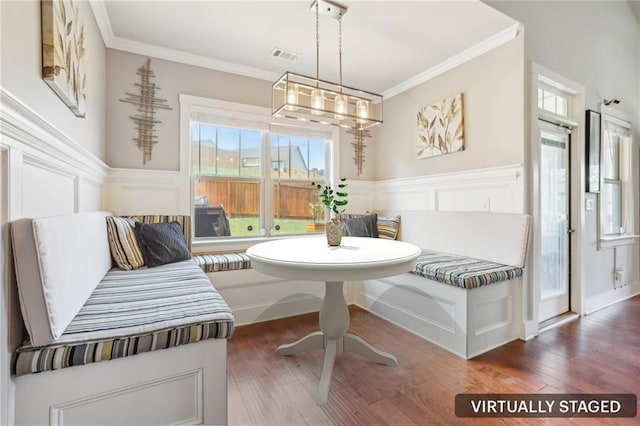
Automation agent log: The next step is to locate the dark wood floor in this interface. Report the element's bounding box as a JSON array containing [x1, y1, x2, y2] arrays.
[[227, 296, 640, 425]]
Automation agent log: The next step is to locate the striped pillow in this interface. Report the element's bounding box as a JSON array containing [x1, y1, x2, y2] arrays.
[[106, 216, 145, 270], [376, 215, 401, 240]]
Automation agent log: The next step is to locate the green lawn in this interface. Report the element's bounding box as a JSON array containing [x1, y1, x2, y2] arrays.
[[228, 218, 318, 236]]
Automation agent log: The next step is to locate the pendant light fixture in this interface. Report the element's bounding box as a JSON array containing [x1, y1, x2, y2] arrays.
[[272, 0, 383, 130]]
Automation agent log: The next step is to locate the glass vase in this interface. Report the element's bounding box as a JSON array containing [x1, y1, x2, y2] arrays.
[[325, 218, 342, 246]]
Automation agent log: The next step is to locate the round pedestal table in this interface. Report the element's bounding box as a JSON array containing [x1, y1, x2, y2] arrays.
[[246, 236, 421, 405]]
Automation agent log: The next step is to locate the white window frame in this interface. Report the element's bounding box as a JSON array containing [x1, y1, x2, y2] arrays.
[[538, 79, 570, 118], [598, 106, 634, 250], [179, 94, 340, 252]]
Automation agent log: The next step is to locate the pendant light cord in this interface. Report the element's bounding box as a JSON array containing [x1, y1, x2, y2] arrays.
[[315, 1, 319, 82], [338, 16, 343, 87]]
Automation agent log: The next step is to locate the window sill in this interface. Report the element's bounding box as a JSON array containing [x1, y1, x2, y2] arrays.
[[598, 235, 639, 250]]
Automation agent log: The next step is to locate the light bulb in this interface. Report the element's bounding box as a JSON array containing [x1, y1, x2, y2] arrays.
[[356, 99, 369, 119], [334, 93, 347, 119], [285, 83, 299, 111], [311, 88, 324, 115]]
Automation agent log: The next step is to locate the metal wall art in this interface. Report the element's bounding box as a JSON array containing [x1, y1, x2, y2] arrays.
[[346, 127, 371, 176], [417, 93, 464, 159], [41, 0, 86, 117], [119, 59, 172, 164]]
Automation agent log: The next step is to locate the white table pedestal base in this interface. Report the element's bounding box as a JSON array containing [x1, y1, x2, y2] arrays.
[[275, 281, 398, 405]]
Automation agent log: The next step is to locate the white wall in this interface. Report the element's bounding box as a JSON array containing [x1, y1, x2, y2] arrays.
[[374, 33, 525, 180], [0, 2, 108, 423], [488, 1, 640, 313]]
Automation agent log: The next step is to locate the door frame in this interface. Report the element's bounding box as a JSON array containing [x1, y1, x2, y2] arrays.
[[528, 63, 586, 336]]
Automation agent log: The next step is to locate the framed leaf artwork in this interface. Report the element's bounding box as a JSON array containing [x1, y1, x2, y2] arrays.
[[417, 93, 464, 159], [41, 0, 87, 118]]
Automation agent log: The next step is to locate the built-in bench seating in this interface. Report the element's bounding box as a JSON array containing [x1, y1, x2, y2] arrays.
[[357, 210, 531, 359], [193, 252, 252, 273], [11, 212, 233, 425], [413, 250, 523, 289]]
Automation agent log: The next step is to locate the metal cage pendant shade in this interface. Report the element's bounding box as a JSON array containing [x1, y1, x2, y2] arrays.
[[272, 0, 383, 130]]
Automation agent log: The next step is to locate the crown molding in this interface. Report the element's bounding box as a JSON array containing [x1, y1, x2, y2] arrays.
[[89, 0, 520, 97], [89, 0, 113, 43], [89, 0, 278, 82], [107, 36, 281, 82], [382, 23, 521, 100]]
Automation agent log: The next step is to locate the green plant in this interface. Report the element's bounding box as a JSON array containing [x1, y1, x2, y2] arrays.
[[311, 178, 348, 217]]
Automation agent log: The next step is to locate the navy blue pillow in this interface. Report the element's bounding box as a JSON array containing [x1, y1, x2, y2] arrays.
[[134, 222, 190, 267], [342, 214, 379, 238]]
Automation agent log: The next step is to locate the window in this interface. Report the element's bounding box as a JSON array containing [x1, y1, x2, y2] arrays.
[[599, 112, 633, 247], [192, 123, 262, 238], [188, 101, 332, 241], [538, 86, 569, 117], [270, 133, 326, 236]]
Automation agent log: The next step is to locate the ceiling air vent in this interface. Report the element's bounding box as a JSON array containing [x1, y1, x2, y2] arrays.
[[271, 48, 301, 62]]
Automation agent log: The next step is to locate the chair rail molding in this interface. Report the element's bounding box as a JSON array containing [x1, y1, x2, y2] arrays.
[[0, 89, 108, 181]]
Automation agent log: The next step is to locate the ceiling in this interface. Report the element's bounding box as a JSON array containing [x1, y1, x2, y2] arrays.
[[94, 1, 520, 98]]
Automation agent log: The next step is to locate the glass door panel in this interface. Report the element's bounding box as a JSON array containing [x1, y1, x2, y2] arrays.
[[539, 124, 570, 322]]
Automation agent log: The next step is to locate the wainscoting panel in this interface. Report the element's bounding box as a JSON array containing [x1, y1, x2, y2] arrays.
[[375, 164, 524, 213], [1, 89, 109, 426], [105, 169, 188, 215], [78, 177, 105, 213], [21, 160, 76, 218], [15, 339, 227, 425], [49, 370, 203, 426], [343, 180, 377, 215]]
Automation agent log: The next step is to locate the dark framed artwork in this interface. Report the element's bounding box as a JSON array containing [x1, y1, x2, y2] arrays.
[[585, 110, 601, 193]]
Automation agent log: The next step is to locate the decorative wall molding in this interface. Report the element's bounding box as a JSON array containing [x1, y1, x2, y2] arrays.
[[90, 1, 518, 101], [49, 369, 204, 426], [105, 169, 188, 215], [374, 164, 525, 213], [382, 23, 521, 99], [0, 89, 108, 181], [343, 179, 376, 214], [1, 89, 111, 426], [89, 1, 278, 83]]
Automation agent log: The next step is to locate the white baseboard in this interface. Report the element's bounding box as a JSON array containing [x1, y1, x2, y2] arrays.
[[584, 282, 640, 315]]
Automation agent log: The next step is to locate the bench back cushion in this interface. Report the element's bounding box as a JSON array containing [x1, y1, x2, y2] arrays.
[[123, 215, 192, 254], [393, 210, 531, 267], [12, 211, 112, 346]]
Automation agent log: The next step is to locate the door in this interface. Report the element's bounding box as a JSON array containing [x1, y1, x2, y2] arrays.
[[538, 121, 571, 322]]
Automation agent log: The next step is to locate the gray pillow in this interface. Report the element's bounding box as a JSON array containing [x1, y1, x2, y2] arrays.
[[134, 221, 190, 267], [342, 214, 378, 238]]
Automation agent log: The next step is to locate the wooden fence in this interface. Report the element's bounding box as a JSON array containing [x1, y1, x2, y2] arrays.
[[194, 179, 318, 219]]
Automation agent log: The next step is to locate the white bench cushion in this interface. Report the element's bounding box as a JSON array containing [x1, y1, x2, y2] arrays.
[[12, 212, 112, 346], [391, 210, 531, 267]]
